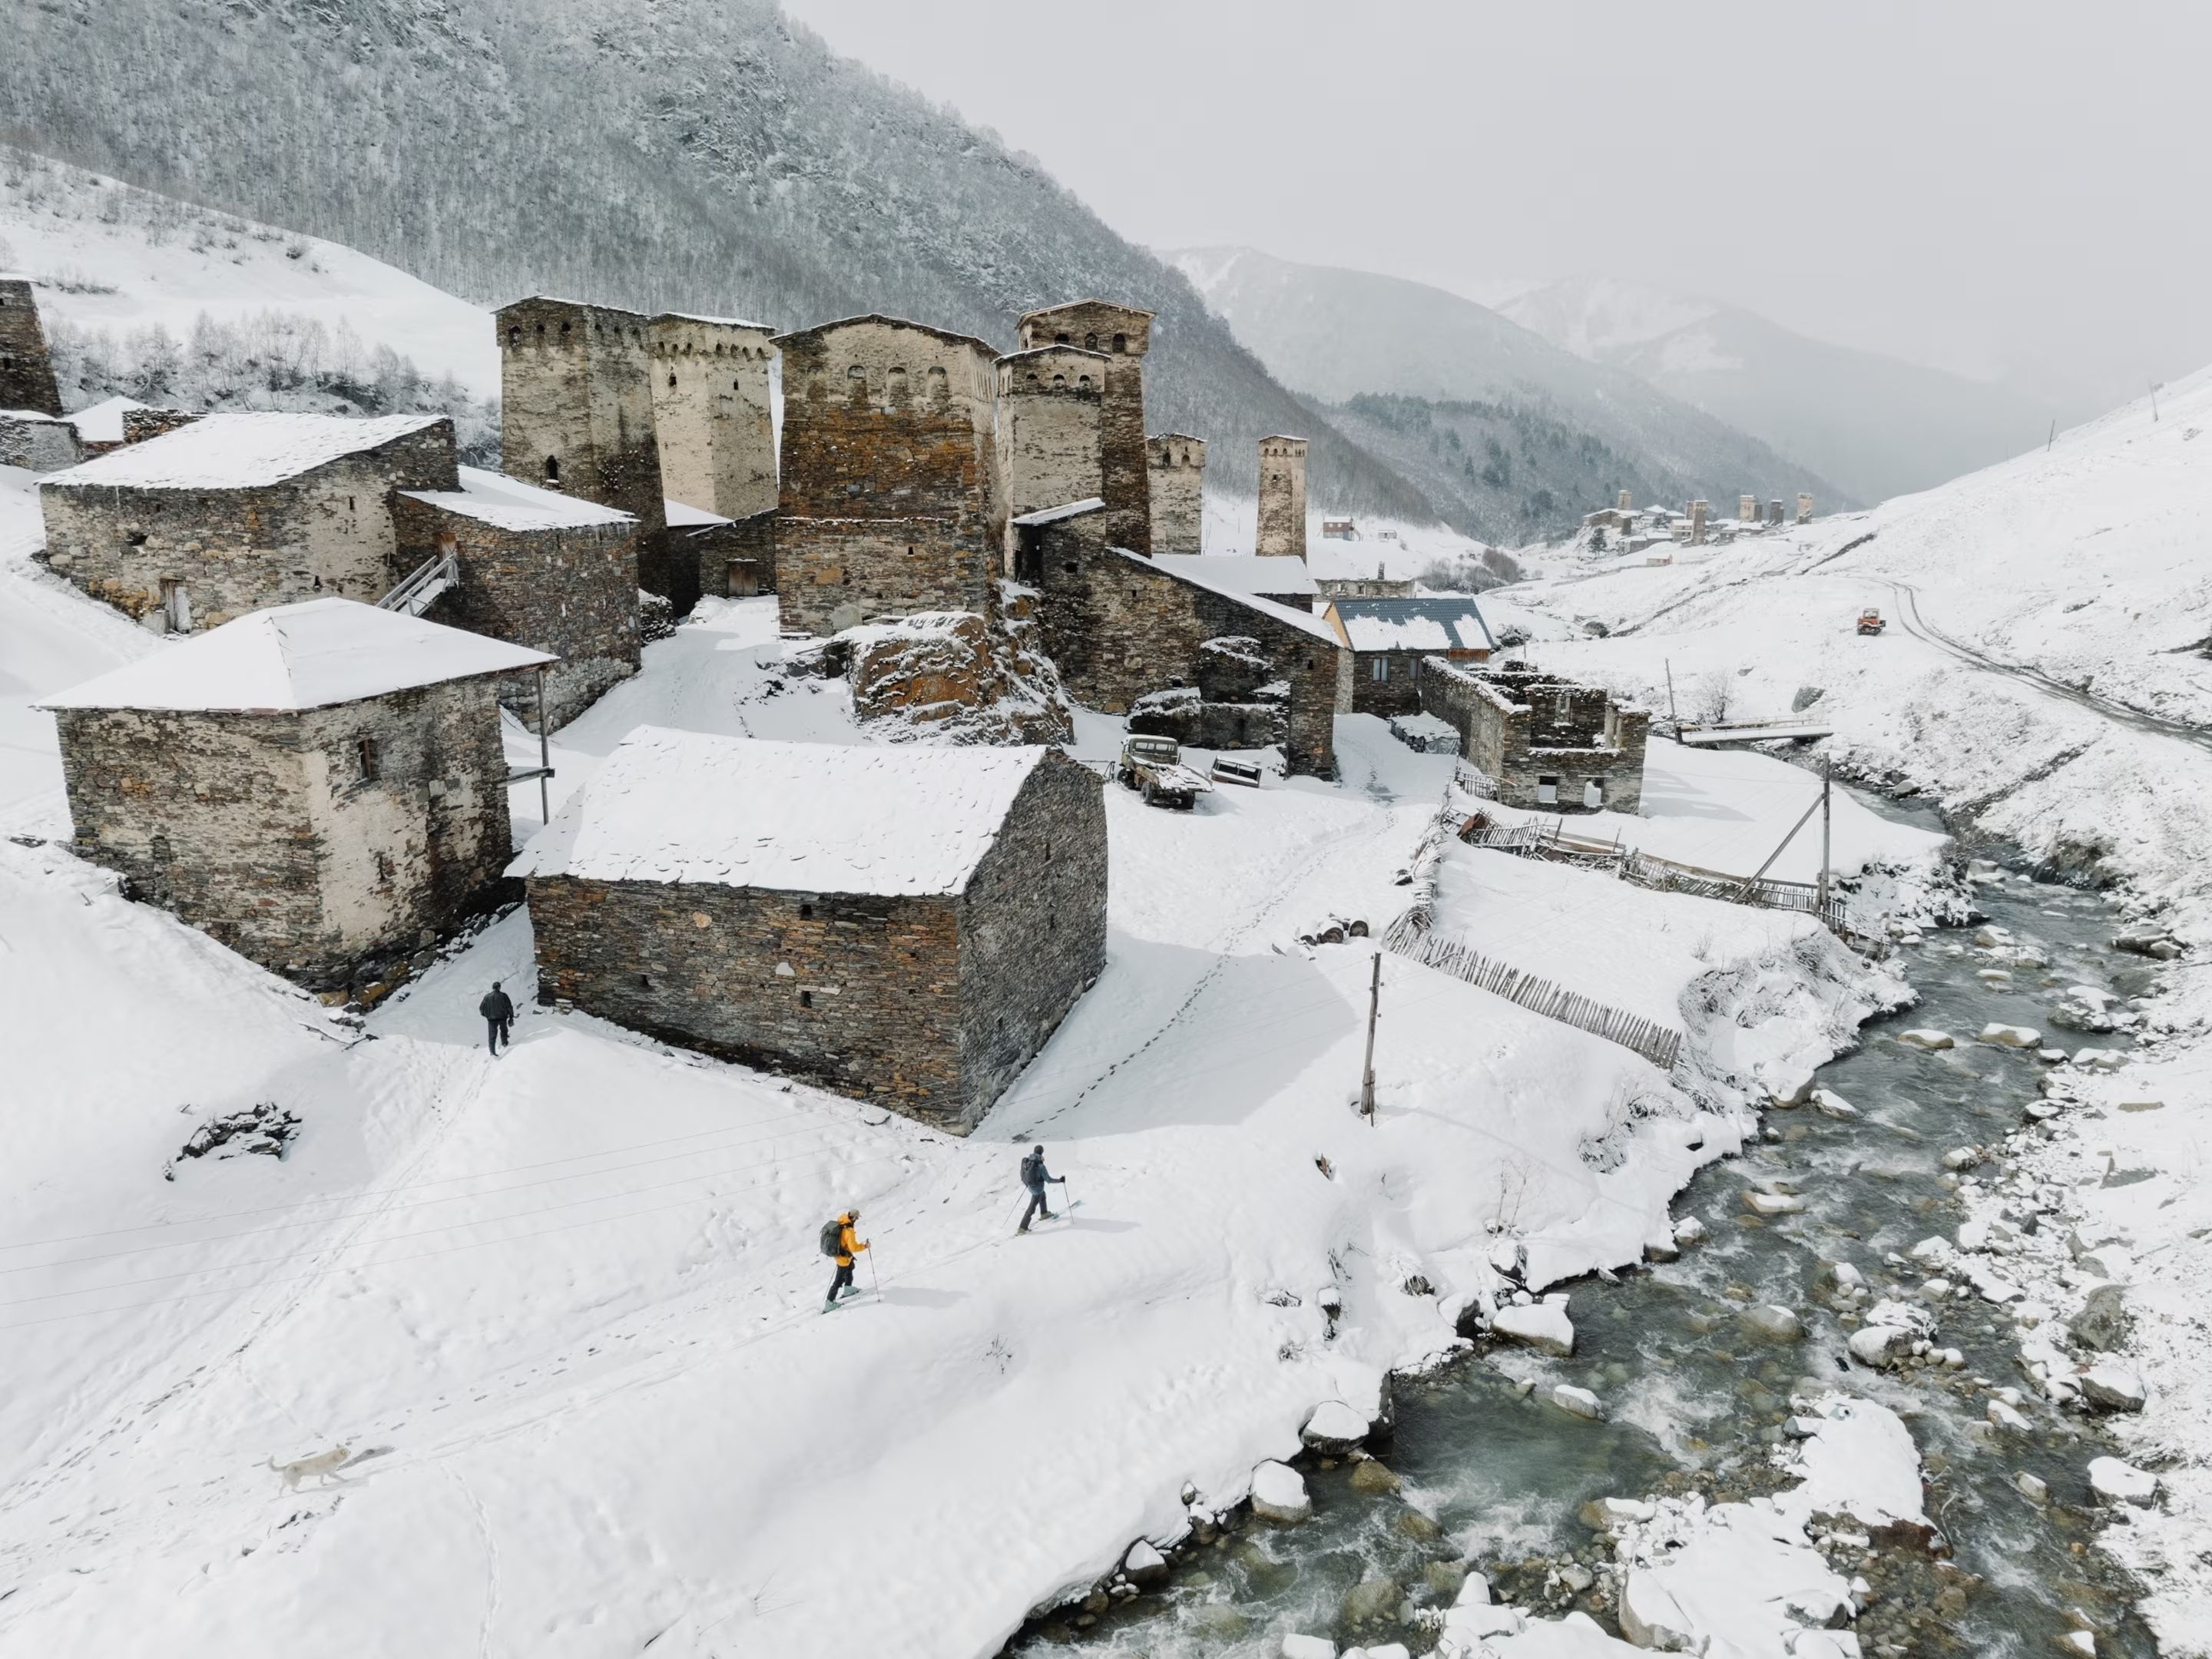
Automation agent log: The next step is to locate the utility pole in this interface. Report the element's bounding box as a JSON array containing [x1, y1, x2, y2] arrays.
[[1816, 757, 1833, 916], [1664, 659, 1679, 735], [535, 664, 552, 827], [1359, 952, 1381, 1124], [2046, 419, 2056, 453], [2151, 382, 2164, 422]]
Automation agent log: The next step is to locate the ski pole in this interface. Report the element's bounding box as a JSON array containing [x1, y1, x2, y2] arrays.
[[867, 1247, 881, 1294]]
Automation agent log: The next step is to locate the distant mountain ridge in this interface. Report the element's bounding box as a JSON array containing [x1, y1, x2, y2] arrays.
[[1169, 247, 1843, 537], [0, 0, 1431, 519], [1499, 276, 2059, 503]]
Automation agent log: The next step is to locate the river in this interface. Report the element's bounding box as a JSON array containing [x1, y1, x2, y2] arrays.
[[1013, 799, 2160, 1657]]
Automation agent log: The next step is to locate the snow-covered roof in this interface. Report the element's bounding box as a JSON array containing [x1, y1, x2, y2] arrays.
[[66, 396, 151, 445], [1124, 551, 1341, 646], [0, 409, 68, 425], [1151, 554, 1318, 598], [653, 312, 775, 332], [771, 313, 1001, 360], [511, 727, 1050, 897], [400, 466, 634, 532], [40, 598, 553, 714], [45, 412, 448, 491], [1010, 497, 1104, 528], [1330, 597, 1497, 654], [665, 498, 733, 529], [1018, 297, 1157, 324]]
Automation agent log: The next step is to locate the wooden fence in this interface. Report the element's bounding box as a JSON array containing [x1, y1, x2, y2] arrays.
[[1463, 817, 1846, 930], [1382, 914, 1684, 1071]]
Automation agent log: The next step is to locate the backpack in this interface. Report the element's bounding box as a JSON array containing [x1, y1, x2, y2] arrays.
[[820, 1217, 845, 1258], [1021, 1152, 1043, 1188]]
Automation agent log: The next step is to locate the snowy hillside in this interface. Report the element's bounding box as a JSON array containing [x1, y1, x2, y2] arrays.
[[0, 442, 1945, 1654], [1502, 276, 2059, 503]]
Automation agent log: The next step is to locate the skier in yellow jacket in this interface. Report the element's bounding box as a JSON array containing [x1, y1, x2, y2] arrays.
[[823, 1210, 869, 1311]]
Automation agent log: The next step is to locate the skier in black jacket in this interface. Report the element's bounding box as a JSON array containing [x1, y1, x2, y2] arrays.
[[1018, 1144, 1065, 1233], [479, 982, 515, 1055]]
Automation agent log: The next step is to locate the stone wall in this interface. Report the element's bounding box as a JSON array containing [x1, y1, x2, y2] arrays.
[[1417, 659, 1649, 813], [954, 751, 1108, 1114], [1017, 301, 1153, 554], [0, 412, 81, 472], [1256, 435, 1308, 558], [496, 298, 667, 538], [391, 495, 641, 729], [680, 509, 777, 604], [648, 315, 777, 520], [1028, 515, 1342, 777], [39, 422, 459, 631], [0, 276, 64, 417], [1146, 432, 1205, 556], [525, 751, 1104, 1132], [121, 409, 200, 445], [995, 346, 1105, 566], [55, 674, 515, 988], [774, 316, 1002, 636], [1345, 650, 1426, 717]]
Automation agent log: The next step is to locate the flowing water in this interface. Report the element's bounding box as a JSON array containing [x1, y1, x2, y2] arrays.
[[1015, 803, 2161, 1658]]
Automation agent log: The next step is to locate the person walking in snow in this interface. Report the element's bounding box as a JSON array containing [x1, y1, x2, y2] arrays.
[[1017, 1144, 1065, 1233], [823, 1210, 869, 1311], [479, 981, 515, 1056]]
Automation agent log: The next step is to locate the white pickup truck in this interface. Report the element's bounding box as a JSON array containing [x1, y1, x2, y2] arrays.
[[1116, 733, 1213, 810]]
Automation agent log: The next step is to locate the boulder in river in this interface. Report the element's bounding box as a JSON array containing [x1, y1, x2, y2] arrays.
[[2071, 1284, 2132, 1352], [1896, 1028, 1955, 1051], [2081, 1363, 2147, 1412], [1743, 1189, 1807, 1217], [1742, 1304, 1806, 1342], [1123, 1539, 1167, 1585], [1618, 1570, 1697, 1651], [1492, 1300, 1575, 1356], [1979, 1023, 2043, 1048], [1673, 1216, 1708, 1247], [1549, 1383, 1605, 1420], [1986, 1398, 2032, 1432], [1280, 1636, 1336, 1659], [2015, 1471, 2050, 1505], [1579, 1495, 1656, 1529], [1301, 1400, 1372, 1454], [1250, 1461, 1313, 1523], [1810, 1088, 1859, 1119], [2088, 1456, 2158, 1507], [1849, 1326, 1912, 1368]]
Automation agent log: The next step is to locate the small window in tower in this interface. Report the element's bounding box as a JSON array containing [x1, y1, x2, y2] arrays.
[[1084, 333, 1098, 350], [1112, 333, 1127, 353], [1078, 376, 1091, 390], [544, 455, 561, 484], [733, 378, 742, 391], [559, 321, 570, 337], [356, 738, 379, 783], [668, 372, 677, 389], [1051, 375, 1065, 389], [800, 990, 813, 1008], [507, 326, 519, 347], [800, 902, 813, 919]]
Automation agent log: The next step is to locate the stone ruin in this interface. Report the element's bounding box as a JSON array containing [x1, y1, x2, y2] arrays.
[[1127, 634, 1290, 751], [786, 594, 1071, 747]]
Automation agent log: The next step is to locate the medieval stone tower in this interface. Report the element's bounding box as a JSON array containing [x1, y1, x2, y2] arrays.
[[1015, 300, 1154, 553], [1146, 433, 1207, 555], [496, 298, 664, 532], [648, 313, 778, 520], [1255, 435, 1308, 558], [995, 346, 1106, 568], [0, 275, 65, 418]]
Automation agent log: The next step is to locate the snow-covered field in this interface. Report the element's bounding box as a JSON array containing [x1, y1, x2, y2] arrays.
[[0, 448, 1934, 1654], [0, 151, 496, 399]]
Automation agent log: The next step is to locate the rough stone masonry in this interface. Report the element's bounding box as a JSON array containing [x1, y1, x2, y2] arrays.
[[1017, 300, 1154, 554], [0, 275, 65, 417], [1256, 434, 1308, 558]]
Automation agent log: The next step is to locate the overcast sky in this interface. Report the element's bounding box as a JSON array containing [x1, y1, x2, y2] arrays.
[[780, 0, 2211, 412]]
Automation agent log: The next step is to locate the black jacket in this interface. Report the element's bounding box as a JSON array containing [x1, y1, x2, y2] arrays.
[[480, 990, 515, 1022]]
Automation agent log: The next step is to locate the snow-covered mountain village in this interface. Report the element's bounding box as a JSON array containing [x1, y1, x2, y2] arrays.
[[3, 8, 2211, 1659]]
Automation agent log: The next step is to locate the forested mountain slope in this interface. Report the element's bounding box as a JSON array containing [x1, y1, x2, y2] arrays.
[[2, 0, 1429, 515]]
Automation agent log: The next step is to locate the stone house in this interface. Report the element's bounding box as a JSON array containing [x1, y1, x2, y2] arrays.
[[647, 313, 778, 522], [38, 412, 459, 634], [68, 396, 153, 457], [0, 274, 64, 417], [1146, 432, 1205, 555], [41, 598, 551, 992], [516, 727, 1107, 1133], [1256, 435, 1309, 558], [390, 466, 641, 728], [772, 314, 1005, 636], [1151, 554, 1316, 611], [995, 344, 1107, 569], [0, 409, 82, 472], [667, 498, 777, 606], [1020, 502, 1346, 777], [1313, 564, 1417, 601], [1016, 300, 1154, 553], [1325, 596, 1496, 717], [1418, 660, 1649, 813]]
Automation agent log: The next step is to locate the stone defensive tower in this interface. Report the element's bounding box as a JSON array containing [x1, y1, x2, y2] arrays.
[[648, 313, 778, 521], [1796, 492, 1815, 525], [1255, 435, 1309, 558], [772, 313, 1003, 635], [0, 276, 65, 418], [995, 346, 1106, 569], [496, 298, 664, 532], [1147, 433, 1207, 556], [1015, 300, 1154, 553], [1738, 493, 1758, 523]]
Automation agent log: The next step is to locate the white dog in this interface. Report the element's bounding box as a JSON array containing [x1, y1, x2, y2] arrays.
[[267, 1445, 350, 1491]]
